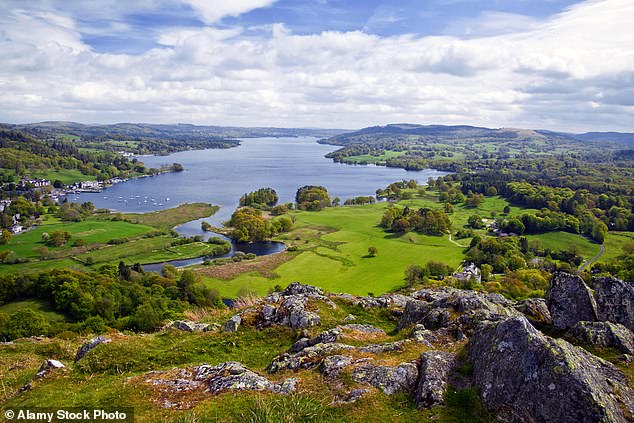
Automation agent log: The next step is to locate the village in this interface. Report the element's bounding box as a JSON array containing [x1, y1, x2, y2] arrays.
[[0, 176, 127, 234]]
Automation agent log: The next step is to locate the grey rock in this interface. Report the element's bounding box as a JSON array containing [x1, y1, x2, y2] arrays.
[[332, 388, 369, 405], [282, 295, 321, 329], [320, 355, 354, 378], [513, 298, 552, 326], [546, 272, 597, 330], [280, 281, 324, 298], [358, 340, 409, 354], [415, 351, 456, 408], [410, 324, 438, 347], [399, 288, 518, 332], [268, 342, 355, 374], [170, 320, 218, 332], [594, 276, 634, 331], [35, 359, 65, 378], [397, 300, 431, 330], [339, 324, 385, 334], [569, 321, 634, 354], [194, 361, 296, 395], [223, 315, 241, 332], [289, 328, 343, 353], [21, 359, 65, 392], [469, 316, 634, 423], [352, 362, 418, 395], [74, 335, 111, 363], [342, 314, 356, 323]]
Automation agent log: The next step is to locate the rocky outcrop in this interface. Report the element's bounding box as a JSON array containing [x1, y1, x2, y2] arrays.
[[409, 324, 439, 347], [357, 340, 409, 354], [398, 288, 519, 333], [223, 315, 241, 332], [267, 343, 355, 374], [594, 276, 634, 331], [320, 355, 354, 378], [196, 362, 297, 395], [469, 316, 634, 423], [289, 328, 343, 353], [339, 324, 385, 334], [148, 362, 297, 400], [332, 388, 369, 405], [415, 351, 456, 408], [352, 362, 418, 395], [545, 272, 597, 330], [569, 321, 634, 354], [252, 283, 325, 330], [21, 359, 65, 392], [170, 320, 219, 332], [513, 298, 552, 326], [74, 335, 111, 363]]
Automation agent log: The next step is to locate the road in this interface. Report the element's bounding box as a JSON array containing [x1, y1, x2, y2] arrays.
[[579, 244, 605, 272]]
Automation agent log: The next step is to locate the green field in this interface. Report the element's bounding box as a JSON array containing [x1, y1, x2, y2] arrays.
[[0, 299, 67, 322], [203, 202, 465, 298], [525, 232, 601, 262], [598, 231, 634, 264], [342, 150, 405, 164], [122, 203, 219, 229], [31, 168, 95, 184], [0, 220, 154, 259]]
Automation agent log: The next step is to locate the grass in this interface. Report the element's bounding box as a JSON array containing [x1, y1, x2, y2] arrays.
[[0, 299, 67, 322], [31, 168, 95, 184], [203, 201, 465, 298], [0, 299, 492, 423], [201, 193, 539, 298], [0, 259, 87, 275], [0, 219, 154, 259], [597, 231, 634, 264], [525, 232, 601, 261], [342, 150, 405, 164], [122, 203, 219, 229]]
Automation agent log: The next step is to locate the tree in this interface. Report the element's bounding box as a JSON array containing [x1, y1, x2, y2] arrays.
[[591, 221, 608, 244], [466, 192, 485, 208], [367, 246, 378, 257], [405, 264, 428, 287], [486, 186, 498, 196], [468, 214, 485, 229], [0, 229, 11, 245], [48, 230, 72, 247], [296, 186, 331, 210], [503, 205, 511, 214], [1, 309, 50, 340]]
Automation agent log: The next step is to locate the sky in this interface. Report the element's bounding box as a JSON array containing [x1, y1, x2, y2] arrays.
[[0, 0, 633, 132]]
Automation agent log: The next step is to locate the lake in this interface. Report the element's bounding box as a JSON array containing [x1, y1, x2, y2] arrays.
[[72, 136, 447, 227]]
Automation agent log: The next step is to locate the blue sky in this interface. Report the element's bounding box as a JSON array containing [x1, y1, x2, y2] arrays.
[[0, 0, 633, 131]]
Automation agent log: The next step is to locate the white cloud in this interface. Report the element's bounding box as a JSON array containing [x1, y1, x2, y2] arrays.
[[181, 0, 277, 23], [0, 0, 633, 131]]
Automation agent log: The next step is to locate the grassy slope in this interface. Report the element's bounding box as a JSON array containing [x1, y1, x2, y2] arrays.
[[598, 231, 634, 264], [0, 220, 154, 259], [122, 203, 219, 229], [0, 300, 492, 423], [0, 299, 67, 322], [525, 232, 601, 261], [0, 204, 221, 273]]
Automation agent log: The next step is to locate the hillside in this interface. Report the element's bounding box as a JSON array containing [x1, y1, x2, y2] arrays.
[[2, 277, 633, 422]]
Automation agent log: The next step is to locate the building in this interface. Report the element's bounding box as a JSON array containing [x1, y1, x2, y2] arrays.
[[453, 263, 481, 284]]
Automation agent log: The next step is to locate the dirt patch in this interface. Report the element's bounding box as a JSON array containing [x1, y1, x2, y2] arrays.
[[197, 252, 295, 280]]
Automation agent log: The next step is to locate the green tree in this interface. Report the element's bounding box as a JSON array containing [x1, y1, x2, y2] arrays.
[[0, 229, 11, 245], [1, 309, 50, 340], [367, 246, 378, 257]]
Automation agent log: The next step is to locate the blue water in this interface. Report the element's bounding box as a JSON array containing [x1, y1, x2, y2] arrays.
[[71, 137, 447, 226]]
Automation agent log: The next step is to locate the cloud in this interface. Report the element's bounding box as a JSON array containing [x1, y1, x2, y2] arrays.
[[181, 0, 277, 23], [0, 0, 633, 132]]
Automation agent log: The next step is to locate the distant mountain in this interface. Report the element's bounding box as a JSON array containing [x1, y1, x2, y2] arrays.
[[320, 123, 548, 146], [321, 123, 634, 146], [9, 121, 349, 140]]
